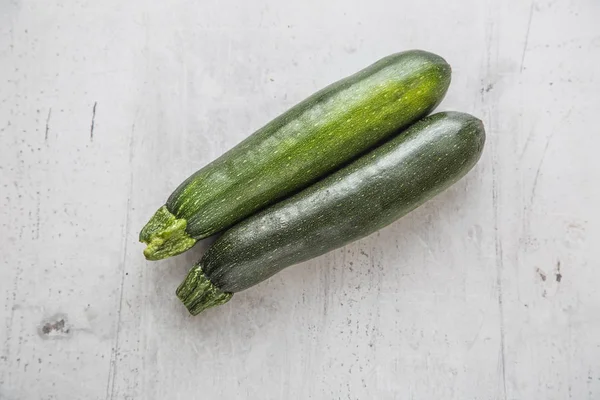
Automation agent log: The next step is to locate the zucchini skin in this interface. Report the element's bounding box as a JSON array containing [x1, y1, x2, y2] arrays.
[[141, 50, 451, 260], [177, 112, 485, 314]]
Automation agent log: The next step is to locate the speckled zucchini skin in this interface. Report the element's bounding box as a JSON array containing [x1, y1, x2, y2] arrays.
[[177, 112, 485, 315], [141, 50, 451, 260]]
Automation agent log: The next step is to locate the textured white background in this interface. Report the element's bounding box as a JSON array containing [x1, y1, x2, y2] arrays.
[[1, 0, 599, 399]]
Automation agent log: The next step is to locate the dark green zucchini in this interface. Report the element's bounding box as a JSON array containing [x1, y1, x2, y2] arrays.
[[176, 112, 486, 315], [140, 50, 451, 260]]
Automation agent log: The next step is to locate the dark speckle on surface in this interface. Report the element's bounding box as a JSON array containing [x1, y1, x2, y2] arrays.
[[38, 314, 71, 339], [556, 261, 562, 283], [480, 83, 494, 94], [90, 101, 97, 141], [536, 268, 547, 281], [41, 319, 64, 334]]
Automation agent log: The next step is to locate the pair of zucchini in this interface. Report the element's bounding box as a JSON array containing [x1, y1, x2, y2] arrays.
[[140, 50, 485, 315]]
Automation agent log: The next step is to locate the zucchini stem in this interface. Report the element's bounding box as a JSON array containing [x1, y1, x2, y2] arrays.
[[176, 264, 233, 315], [139, 206, 197, 260]]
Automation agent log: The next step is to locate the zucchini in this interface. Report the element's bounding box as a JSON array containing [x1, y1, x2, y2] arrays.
[[176, 112, 486, 315], [140, 50, 451, 260]]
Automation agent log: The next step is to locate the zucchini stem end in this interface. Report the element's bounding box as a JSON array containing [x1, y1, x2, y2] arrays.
[[176, 264, 233, 315], [139, 205, 197, 260]]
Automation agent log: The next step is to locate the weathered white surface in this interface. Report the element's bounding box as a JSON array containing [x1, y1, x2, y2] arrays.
[[1, 0, 599, 398]]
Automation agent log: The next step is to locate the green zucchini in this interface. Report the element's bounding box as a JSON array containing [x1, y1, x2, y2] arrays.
[[140, 50, 451, 260], [176, 112, 486, 315]]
